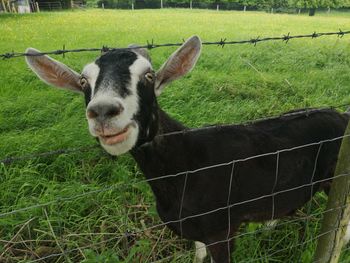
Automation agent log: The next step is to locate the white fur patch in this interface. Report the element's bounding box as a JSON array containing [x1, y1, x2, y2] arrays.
[[119, 55, 150, 127], [343, 220, 350, 244], [129, 55, 152, 78], [86, 91, 133, 135], [101, 125, 139, 156], [194, 241, 207, 263], [265, 220, 278, 230], [82, 62, 100, 97]]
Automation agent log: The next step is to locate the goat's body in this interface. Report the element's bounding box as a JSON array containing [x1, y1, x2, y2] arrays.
[[132, 108, 348, 259]]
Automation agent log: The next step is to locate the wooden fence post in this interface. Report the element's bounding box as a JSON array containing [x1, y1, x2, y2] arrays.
[[11, 2, 17, 13], [1, 0, 7, 12], [314, 121, 350, 263], [6, 0, 11, 13], [35, 1, 40, 12]]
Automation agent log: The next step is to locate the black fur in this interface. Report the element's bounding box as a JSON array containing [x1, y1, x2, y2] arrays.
[[83, 83, 92, 106], [134, 73, 160, 147], [94, 50, 137, 97], [131, 108, 349, 262]]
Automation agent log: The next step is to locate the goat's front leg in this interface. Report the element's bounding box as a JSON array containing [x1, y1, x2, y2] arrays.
[[193, 241, 208, 263], [205, 225, 239, 263], [207, 239, 234, 263], [343, 220, 350, 245], [193, 241, 207, 263]]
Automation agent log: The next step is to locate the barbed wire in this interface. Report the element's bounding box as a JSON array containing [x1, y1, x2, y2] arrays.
[[0, 29, 349, 59], [1, 104, 349, 165]]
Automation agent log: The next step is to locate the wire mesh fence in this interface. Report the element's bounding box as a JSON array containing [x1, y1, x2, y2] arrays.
[[1, 132, 350, 262], [2, 29, 350, 262]]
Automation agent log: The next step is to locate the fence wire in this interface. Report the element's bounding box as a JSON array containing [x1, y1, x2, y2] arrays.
[[3, 179, 350, 263], [0, 30, 349, 59], [1, 134, 349, 218]]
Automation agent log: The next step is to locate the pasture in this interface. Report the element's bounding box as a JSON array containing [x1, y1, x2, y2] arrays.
[[1, 9, 350, 262]]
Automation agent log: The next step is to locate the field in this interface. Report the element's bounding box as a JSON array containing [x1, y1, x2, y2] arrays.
[[1, 8, 350, 262]]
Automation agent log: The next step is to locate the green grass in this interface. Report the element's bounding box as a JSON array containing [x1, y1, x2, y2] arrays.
[[1, 9, 350, 262]]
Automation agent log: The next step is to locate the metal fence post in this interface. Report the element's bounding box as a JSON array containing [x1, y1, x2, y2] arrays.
[[314, 121, 350, 263]]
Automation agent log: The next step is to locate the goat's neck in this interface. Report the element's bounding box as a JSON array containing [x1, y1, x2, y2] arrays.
[[131, 109, 187, 214], [131, 108, 186, 178], [156, 108, 187, 135]]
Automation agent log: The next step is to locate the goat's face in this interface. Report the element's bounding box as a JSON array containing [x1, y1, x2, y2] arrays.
[[81, 50, 156, 155], [25, 36, 201, 156]]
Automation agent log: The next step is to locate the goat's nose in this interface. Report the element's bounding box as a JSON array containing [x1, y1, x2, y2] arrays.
[[87, 102, 124, 120]]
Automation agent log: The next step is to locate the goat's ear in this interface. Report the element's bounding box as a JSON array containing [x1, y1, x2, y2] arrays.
[[155, 35, 201, 96], [25, 48, 82, 94]]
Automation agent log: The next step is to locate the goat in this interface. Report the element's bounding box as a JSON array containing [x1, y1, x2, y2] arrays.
[[25, 36, 349, 263]]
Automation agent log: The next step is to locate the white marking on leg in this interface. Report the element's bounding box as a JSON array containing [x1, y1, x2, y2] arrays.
[[265, 219, 278, 230], [194, 241, 207, 263], [343, 220, 350, 244]]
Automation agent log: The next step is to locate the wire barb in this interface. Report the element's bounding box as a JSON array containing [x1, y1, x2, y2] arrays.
[[283, 32, 290, 43], [218, 38, 226, 48], [101, 45, 110, 53], [312, 31, 319, 38], [338, 28, 345, 38], [250, 36, 260, 46], [146, 39, 154, 50]]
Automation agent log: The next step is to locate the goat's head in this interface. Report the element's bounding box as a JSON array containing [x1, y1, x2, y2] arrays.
[[25, 36, 201, 155]]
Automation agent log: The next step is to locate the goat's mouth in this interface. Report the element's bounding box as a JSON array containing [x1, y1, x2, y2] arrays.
[[99, 125, 132, 145]]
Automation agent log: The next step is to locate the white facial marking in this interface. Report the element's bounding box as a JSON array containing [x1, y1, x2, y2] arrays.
[[82, 63, 100, 97], [86, 54, 152, 156], [194, 241, 207, 263]]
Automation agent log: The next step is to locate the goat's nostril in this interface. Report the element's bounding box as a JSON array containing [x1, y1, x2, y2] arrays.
[[106, 105, 124, 118], [87, 109, 98, 119], [87, 103, 124, 120]]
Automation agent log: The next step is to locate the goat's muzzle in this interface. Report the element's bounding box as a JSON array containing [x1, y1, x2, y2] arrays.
[[98, 123, 133, 145]]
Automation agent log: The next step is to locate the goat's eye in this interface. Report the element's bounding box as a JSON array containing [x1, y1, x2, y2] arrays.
[[80, 77, 88, 88], [145, 72, 154, 82]]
